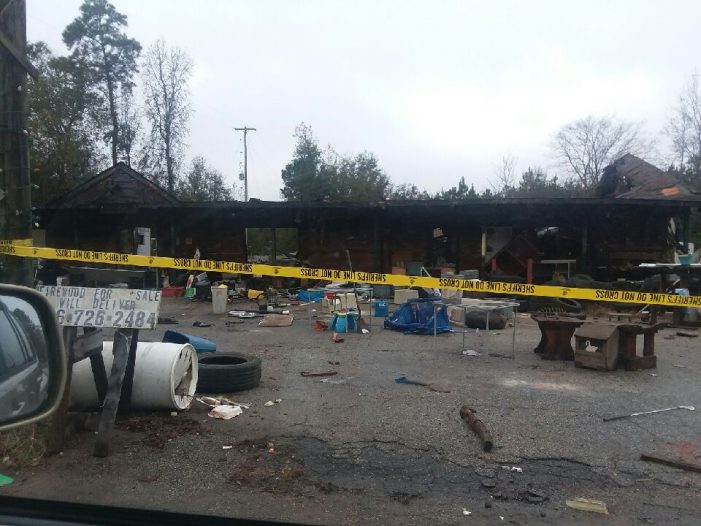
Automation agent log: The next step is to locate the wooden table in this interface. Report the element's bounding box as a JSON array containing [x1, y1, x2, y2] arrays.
[[532, 314, 585, 361], [617, 322, 665, 370]]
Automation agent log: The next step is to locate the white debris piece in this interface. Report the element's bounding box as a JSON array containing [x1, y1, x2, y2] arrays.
[[208, 405, 243, 420], [264, 400, 275, 407], [462, 508, 472, 516]]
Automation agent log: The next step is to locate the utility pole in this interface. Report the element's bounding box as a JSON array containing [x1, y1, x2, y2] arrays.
[[0, 0, 36, 285], [234, 126, 256, 201]]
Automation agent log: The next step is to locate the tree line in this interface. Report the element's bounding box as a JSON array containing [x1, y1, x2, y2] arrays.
[[28, 0, 230, 204], [27, 1, 701, 204]]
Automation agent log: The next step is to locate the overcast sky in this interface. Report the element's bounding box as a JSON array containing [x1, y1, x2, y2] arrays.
[[28, 0, 701, 200]]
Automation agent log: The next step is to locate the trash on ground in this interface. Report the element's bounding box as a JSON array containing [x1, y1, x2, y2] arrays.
[[384, 298, 451, 334], [0, 474, 14, 486], [301, 370, 338, 377], [676, 331, 698, 338], [362, 328, 370, 334], [565, 497, 608, 514], [315, 320, 328, 332], [222, 445, 233, 450], [192, 321, 213, 327], [196, 396, 250, 409], [673, 364, 688, 368], [462, 508, 472, 516], [328, 360, 341, 365], [228, 310, 260, 318], [274, 398, 283, 403], [649, 373, 657, 377], [462, 350, 481, 357], [321, 377, 352, 384], [395, 375, 450, 393], [264, 401, 275, 407], [501, 465, 522, 473], [460, 405, 494, 452], [170, 411, 178, 417], [640, 453, 701, 473], [258, 314, 294, 327], [158, 316, 179, 325], [603, 405, 694, 422], [208, 405, 243, 420]]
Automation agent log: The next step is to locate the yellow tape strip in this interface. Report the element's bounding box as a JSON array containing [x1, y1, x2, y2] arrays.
[[2, 244, 700, 308]]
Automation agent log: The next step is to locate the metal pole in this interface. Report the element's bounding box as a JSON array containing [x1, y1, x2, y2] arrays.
[[234, 126, 256, 202]]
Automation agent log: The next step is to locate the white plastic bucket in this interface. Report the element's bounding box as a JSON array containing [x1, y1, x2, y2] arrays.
[[70, 342, 198, 411], [211, 286, 228, 314]]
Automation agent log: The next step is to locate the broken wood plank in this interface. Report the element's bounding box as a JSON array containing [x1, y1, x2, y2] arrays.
[[300, 370, 338, 377], [459, 405, 494, 452], [640, 453, 701, 474], [71, 328, 104, 362]]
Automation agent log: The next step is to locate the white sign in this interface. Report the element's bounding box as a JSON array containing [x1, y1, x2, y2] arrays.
[[37, 286, 161, 329]]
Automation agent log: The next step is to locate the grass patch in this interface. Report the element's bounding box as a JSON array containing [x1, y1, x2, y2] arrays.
[[0, 424, 47, 468]]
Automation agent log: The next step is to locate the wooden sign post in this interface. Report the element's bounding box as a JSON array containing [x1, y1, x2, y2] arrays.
[[39, 286, 161, 457]]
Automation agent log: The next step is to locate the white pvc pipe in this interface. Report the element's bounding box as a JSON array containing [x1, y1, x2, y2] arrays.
[[71, 342, 198, 411]]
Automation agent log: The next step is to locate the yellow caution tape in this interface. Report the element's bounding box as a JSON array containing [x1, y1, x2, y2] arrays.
[[1, 243, 700, 308], [0, 238, 32, 246]]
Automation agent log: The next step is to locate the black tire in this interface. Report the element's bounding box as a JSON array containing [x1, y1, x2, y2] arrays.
[[528, 297, 582, 314], [196, 352, 261, 393], [464, 310, 507, 330]]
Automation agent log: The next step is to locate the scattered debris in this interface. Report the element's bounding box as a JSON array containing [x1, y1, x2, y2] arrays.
[[673, 364, 688, 369], [259, 314, 294, 327], [640, 453, 701, 473], [462, 349, 481, 357], [0, 474, 14, 486], [663, 334, 676, 340], [208, 405, 243, 420], [196, 396, 250, 409], [170, 411, 178, 417], [328, 361, 341, 365], [275, 398, 283, 403], [565, 497, 608, 514], [192, 321, 212, 327], [158, 316, 179, 325], [459, 405, 494, 452], [676, 331, 698, 338], [395, 376, 451, 393], [501, 465, 522, 473], [649, 373, 658, 377], [315, 320, 328, 332], [320, 377, 352, 384], [300, 370, 338, 377], [222, 445, 233, 450], [462, 508, 472, 516], [603, 405, 694, 422], [264, 401, 275, 407], [228, 310, 260, 318]]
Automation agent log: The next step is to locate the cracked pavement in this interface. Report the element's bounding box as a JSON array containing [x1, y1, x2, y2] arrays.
[[7, 297, 701, 525]]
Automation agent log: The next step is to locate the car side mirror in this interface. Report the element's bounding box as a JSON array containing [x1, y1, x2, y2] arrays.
[[0, 284, 67, 431]]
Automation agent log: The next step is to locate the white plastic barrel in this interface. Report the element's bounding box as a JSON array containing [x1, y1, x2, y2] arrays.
[[211, 286, 228, 314], [70, 342, 198, 411]]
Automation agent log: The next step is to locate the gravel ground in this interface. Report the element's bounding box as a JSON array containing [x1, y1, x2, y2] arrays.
[[6, 296, 701, 525]]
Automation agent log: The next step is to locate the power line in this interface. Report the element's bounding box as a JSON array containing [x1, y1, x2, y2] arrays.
[[234, 126, 256, 201]]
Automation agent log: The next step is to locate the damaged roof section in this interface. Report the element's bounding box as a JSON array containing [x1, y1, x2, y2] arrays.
[[47, 162, 180, 209], [596, 154, 700, 200]]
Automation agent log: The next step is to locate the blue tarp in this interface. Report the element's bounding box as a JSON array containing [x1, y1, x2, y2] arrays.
[[384, 298, 451, 335], [297, 289, 325, 302]]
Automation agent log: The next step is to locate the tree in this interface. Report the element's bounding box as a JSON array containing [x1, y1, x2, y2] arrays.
[[177, 157, 232, 201], [666, 74, 701, 191], [437, 176, 478, 199], [116, 86, 139, 167], [508, 167, 583, 198], [387, 183, 431, 200], [280, 123, 390, 201], [552, 115, 651, 189], [63, 0, 141, 166], [27, 42, 106, 203], [141, 40, 192, 191], [280, 123, 326, 200], [491, 154, 516, 196]]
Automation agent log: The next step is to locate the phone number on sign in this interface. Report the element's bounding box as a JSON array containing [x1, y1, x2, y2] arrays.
[[57, 308, 157, 328]]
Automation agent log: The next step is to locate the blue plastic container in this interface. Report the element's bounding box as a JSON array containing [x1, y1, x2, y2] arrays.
[[374, 299, 389, 317], [162, 330, 216, 354]]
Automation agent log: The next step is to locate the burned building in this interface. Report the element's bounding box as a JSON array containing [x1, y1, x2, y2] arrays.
[[38, 157, 701, 284]]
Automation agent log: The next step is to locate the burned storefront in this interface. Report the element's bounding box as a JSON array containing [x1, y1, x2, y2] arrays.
[[37, 157, 700, 286]]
